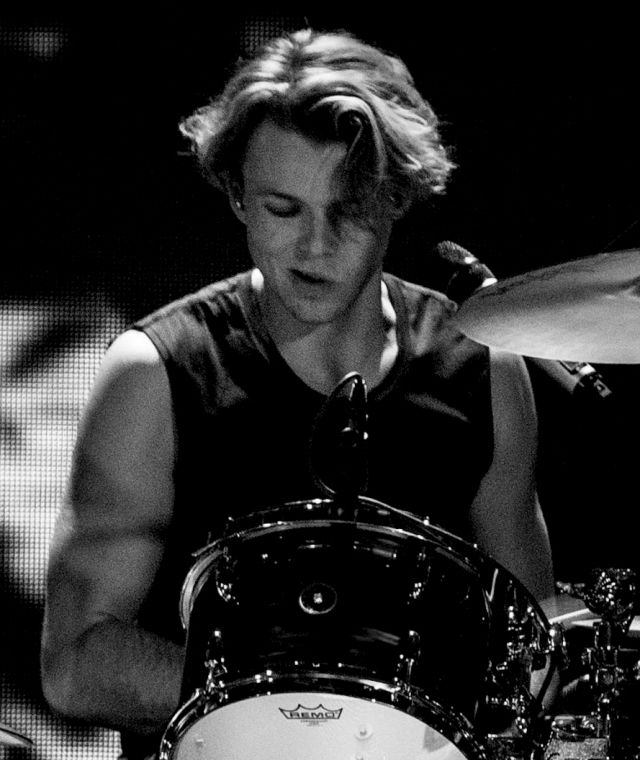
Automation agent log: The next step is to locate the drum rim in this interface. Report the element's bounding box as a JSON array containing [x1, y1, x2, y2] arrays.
[[179, 496, 493, 628], [179, 496, 551, 630]]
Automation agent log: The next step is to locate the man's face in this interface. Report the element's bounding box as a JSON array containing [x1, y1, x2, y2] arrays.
[[234, 119, 393, 329]]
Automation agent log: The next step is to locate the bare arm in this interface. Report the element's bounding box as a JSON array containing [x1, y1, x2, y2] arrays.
[[469, 349, 561, 713], [41, 329, 183, 737], [469, 348, 555, 604]]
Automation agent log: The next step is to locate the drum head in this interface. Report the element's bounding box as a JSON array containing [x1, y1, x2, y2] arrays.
[[171, 691, 468, 760]]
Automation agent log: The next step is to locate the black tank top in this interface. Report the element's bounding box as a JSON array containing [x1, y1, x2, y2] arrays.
[[123, 270, 493, 758]]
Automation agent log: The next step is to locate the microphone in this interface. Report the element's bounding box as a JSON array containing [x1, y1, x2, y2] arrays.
[[308, 371, 369, 499], [430, 240, 498, 301], [340, 372, 368, 450], [432, 241, 613, 401]]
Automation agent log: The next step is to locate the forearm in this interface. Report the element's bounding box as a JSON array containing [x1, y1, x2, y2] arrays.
[[42, 616, 185, 737]]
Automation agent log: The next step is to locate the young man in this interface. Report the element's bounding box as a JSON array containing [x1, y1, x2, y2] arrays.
[[41, 28, 555, 759]]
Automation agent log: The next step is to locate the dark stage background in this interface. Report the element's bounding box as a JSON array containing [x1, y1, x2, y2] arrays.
[[1, 10, 639, 758]]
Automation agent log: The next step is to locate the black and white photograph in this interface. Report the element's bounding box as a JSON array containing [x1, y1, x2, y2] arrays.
[[1, 10, 639, 759]]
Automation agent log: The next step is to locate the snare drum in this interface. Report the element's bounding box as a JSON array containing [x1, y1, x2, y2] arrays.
[[159, 498, 555, 760]]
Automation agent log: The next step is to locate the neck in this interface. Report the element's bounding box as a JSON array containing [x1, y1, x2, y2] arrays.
[[281, 314, 387, 394], [252, 270, 398, 395]]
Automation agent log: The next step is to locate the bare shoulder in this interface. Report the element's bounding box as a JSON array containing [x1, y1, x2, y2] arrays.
[[79, 329, 169, 429], [82, 328, 171, 432], [70, 328, 175, 525], [104, 328, 165, 362], [94, 328, 168, 389]]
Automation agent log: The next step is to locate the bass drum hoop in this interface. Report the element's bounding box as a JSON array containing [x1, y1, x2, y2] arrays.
[[159, 669, 492, 760]]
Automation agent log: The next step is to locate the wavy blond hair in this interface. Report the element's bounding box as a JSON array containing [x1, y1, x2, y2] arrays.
[[179, 28, 455, 219]]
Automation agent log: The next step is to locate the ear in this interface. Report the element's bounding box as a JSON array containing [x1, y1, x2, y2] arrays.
[[229, 194, 246, 224], [224, 176, 246, 224]]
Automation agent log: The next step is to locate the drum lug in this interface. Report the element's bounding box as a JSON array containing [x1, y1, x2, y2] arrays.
[[205, 658, 228, 694], [215, 547, 237, 604], [487, 597, 555, 733], [547, 623, 568, 666], [507, 602, 540, 659], [394, 629, 421, 690], [486, 675, 535, 734], [205, 628, 228, 694]]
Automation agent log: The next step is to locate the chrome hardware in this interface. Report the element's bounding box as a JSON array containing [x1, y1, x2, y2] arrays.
[[395, 629, 421, 691], [487, 585, 565, 738], [549, 569, 640, 760], [204, 628, 227, 694], [298, 582, 338, 615]]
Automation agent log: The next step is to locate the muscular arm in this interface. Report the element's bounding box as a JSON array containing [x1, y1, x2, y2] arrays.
[[40, 330, 184, 737], [469, 349, 561, 712], [469, 348, 555, 604]]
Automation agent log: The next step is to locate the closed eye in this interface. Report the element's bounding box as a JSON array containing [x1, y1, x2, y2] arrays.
[[265, 204, 300, 218], [262, 190, 301, 217]]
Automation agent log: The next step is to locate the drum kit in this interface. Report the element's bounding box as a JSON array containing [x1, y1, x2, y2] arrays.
[[154, 248, 640, 759]]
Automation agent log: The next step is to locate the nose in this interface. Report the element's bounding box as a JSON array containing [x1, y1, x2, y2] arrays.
[[297, 211, 338, 260]]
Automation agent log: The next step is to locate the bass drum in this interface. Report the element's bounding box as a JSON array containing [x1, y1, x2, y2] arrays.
[[159, 497, 555, 760]]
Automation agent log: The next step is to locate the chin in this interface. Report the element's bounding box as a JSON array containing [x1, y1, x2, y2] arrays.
[[284, 298, 345, 326]]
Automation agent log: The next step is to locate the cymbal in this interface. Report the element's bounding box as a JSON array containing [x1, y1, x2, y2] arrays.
[[545, 592, 591, 625], [547, 593, 640, 638], [0, 721, 32, 747], [452, 248, 640, 363]]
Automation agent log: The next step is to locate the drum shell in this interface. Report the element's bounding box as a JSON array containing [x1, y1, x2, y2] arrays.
[[178, 499, 544, 734]]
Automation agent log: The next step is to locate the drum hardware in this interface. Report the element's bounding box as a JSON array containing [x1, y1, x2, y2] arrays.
[[299, 581, 338, 615], [542, 570, 640, 760], [214, 546, 236, 604], [469, 626, 565, 760], [204, 628, 227, 695], [489, 601, 550, 733], [394, 628, 421, 690], [559, 569, 637, 731], [480, 592, 567, 760], [485, 580, 565, 736]]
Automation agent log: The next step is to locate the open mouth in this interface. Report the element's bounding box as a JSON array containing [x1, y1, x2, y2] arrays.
[[292, 269, 326, 285]]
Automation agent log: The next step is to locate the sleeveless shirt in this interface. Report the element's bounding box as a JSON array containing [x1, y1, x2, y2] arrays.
[[122, 269, 493, 758]]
